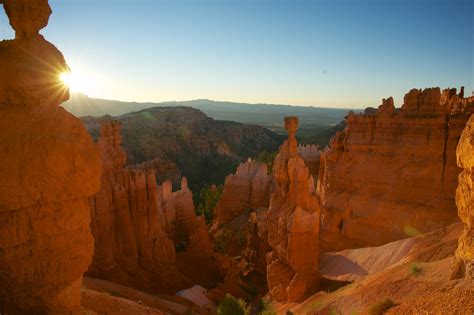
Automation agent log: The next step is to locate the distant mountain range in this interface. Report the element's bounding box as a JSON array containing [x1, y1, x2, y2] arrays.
[[63, 93, 352, 134]]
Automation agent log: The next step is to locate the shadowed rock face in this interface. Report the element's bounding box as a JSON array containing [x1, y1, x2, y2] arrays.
[[266, 117, 321, 302], [318, 87, 474, 252], [88, 120, 223, 294], [453, 115, 474, 280], [0, 1, 102, 313]]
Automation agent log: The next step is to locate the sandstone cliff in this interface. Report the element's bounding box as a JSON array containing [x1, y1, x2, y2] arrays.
[[453, 114, 474, 280], [318, 87, 474, 251], [0, 0, 102, 313], [88, 120, 223, 294], [266, 117, 320, 302]]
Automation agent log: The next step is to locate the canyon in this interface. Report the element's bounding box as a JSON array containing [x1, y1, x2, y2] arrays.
[[0, 0, 473, 314], [82, 107, 284, 193]]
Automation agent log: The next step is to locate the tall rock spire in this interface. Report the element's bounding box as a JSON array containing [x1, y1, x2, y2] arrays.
[[266, 116, 320, 302], [0, 1, 102, 313]]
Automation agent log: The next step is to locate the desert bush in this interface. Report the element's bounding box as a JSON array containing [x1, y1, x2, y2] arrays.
[[196, 184, 223, 223], [368, 298, 396, 315], [254, 150, 277, 172], [217, 294, 249, 315], [258, 299, 276, 315], [409, 262, 423, 276]]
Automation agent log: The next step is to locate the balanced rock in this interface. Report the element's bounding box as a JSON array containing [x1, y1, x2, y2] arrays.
[[266, 117, 320, 302], [0, 0, 102, 313]]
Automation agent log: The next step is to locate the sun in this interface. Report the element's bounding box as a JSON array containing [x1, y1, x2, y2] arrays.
[[60, 65, 97, 95]]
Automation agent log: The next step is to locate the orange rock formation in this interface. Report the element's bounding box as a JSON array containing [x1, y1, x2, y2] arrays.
[[0, 0, 102, 313], [213, 159, 272, 225], [453, 114, 474, 280], [318, 87, 474, 251], [88, 120, 222, 293], [266, 117, 320, 302], [298, 144, 321, 180]]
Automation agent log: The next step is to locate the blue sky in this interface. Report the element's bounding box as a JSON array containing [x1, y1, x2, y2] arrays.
[[0, 0, 472, 108]]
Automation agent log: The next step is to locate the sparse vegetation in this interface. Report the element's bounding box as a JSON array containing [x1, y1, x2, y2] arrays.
[[254, 150, 278, 172], [409, 262, 423, 276], [403, 225, 422, 237], [306, 300, 324, 312], [368, 298, 396, 315], [217, 294, 249, 315], [258, 299, 277, 315], [196, 184, 223, 223]]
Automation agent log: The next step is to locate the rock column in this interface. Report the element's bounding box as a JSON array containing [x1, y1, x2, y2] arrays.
[[0, 0, 102, 313], [266, 117, 320, 302]]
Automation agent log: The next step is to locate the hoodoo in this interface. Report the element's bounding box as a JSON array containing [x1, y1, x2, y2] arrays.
[[319, 88, 474, 251], [0, 0, 102, 313], [266, 117, 320, 302], [88, 120, 223, 294]]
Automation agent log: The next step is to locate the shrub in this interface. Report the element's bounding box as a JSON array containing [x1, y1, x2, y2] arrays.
[[368, 298, 396, 315], [254, 150, 278, 172], [409, 262, 423, 276], [217, 294, 249, 315], [258, 299, 276, 315], [286, 311, 294, 315], [196, 184, 223, 223]]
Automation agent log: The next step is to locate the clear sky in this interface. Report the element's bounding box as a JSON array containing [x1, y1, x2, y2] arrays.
[[0, 0, 472, 108]]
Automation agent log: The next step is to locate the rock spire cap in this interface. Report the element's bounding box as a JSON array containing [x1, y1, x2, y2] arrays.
[[2, 0, 52, 39]]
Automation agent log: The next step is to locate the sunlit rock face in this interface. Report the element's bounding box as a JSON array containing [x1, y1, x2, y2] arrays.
[[318, 87, 474, 252], [88, 120, 222, 293], [213, 159, 272, 226], [0, 0, 102, 313], [266, 117, 320, 302], [453, 115, 474, 280]]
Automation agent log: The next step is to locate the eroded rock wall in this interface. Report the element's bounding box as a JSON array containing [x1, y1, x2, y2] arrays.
[[318, 88, 474, 251], [0, 0, 102, 313]]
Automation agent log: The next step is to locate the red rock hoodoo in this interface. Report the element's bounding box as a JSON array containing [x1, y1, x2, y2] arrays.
[[0, 0, 102, 313], [88, 120, 222, 293], [213, 159, 272, 226], [318, 88, 474, 251], [266, 117, 320, 302], [453, 114, 474, 280]]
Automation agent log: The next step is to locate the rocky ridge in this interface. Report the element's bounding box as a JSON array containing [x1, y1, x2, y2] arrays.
[[318, 87, 474, 251]]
